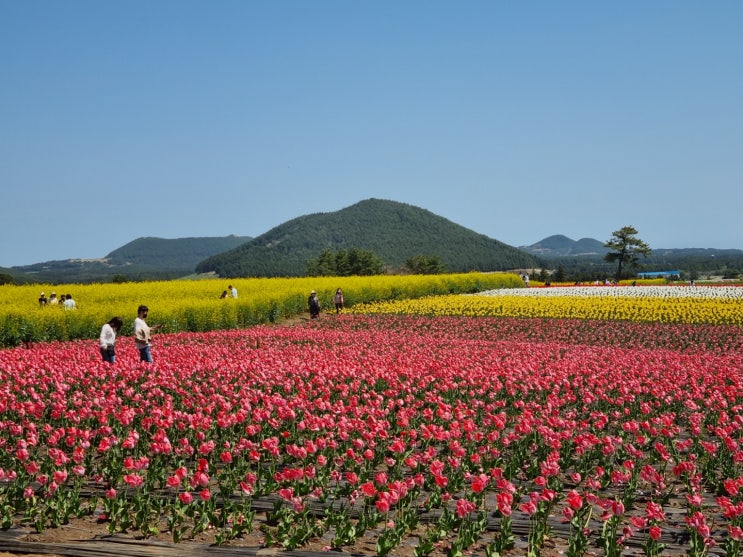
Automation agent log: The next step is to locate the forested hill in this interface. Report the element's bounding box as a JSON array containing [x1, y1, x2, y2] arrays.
[[10, 236, 250, 284], [105, 236, 250, 267], [196, 198, 539, 277]]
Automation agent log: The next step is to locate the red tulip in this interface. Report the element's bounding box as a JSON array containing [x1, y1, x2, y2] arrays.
[[566, 489, 583, 510]]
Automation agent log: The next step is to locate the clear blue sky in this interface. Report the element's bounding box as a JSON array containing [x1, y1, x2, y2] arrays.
[[2, 1, 742, 267]]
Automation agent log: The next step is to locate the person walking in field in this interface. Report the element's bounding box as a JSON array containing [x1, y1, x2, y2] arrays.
[[99, 317, 123, 363], [134, 305, 162, 363], [333, 288, 344, 313], [308, 290, 321, 319]]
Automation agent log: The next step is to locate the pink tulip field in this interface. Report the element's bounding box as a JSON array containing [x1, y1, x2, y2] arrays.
[[1, 312, 743, 556]]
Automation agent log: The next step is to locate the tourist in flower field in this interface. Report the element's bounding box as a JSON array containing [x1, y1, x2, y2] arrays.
[[229, 284, 237, 298], [220, 289, 229, 299], [308, 290, 321, 318], [63, 293, 76, 309], [38, 291, 47, 305], [99, 316, 123, 363], [333, 287, 344, 313], [48, 291, 58, 305], [134, 305, 162, 363]]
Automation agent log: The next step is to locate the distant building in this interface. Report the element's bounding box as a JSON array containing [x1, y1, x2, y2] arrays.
[[637, 270, 681, 280]]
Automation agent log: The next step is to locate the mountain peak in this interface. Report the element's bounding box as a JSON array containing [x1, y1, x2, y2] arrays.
[[196, 199, 538, 277]]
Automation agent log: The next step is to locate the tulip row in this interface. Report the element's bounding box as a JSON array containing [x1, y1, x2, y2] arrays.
[[482, 284, 743, 300], [0, 273, 522, 348], [349, 285, 743, 326], [1, 314, 743, 555]]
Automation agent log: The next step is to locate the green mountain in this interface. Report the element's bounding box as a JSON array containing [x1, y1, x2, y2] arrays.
[[196, 198, 539, 277], [10, 236, 250, 284], [520, 235, 608, 257], [105, 236, 251, 268]]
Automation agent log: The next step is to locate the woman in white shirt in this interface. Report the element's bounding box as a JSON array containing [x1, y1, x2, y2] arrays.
[[100, 317, 123, 363]]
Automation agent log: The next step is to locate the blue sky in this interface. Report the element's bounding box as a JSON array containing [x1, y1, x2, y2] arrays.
[[2, 1, 742, 267]]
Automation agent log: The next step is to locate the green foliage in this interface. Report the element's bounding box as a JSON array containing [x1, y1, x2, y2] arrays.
[[0, 273, 14, 285], [553, 265, 566, 282], [341, 248, 384, 276], [197, 199, 539, 277], [306, 247, 387, 276], [604, 226, 652, 282], [307, 249, 337, 276], [406, 255, 446, 274]]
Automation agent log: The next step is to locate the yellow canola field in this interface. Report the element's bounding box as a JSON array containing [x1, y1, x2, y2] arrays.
[[0, 273, 522, 346], [349, 293, 743, 326]]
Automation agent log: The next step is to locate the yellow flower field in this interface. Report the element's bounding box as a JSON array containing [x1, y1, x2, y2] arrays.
[[349, 286, 743, 326], [0, 273, 522, 346]]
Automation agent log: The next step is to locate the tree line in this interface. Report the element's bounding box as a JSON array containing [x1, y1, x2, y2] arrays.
[[306, 248, 446, 276]]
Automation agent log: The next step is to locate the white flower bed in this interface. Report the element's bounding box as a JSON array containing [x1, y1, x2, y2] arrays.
[[478, 285, 743, 300]]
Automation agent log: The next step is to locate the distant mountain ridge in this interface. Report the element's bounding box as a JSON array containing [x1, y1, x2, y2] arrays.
[[8, 236, 250, 283], [520, 235, 743, 259], [197, 198, 539, 277], [519, 235, 608, 257], [4, 205, 742, 285], [518, 235, 743, 280], [106, 236, 251, 267]]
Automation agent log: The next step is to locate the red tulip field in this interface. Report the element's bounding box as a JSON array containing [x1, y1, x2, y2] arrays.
[[2, 313, 743, 556]]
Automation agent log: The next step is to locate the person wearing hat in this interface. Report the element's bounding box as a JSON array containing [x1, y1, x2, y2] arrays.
[[48, 292, 58, 305], [38, 292, 47, 306], [308, 290, 321, 319]]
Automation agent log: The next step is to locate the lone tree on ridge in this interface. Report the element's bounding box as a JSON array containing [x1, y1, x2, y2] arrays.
[[604, 226, 652, 282]]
